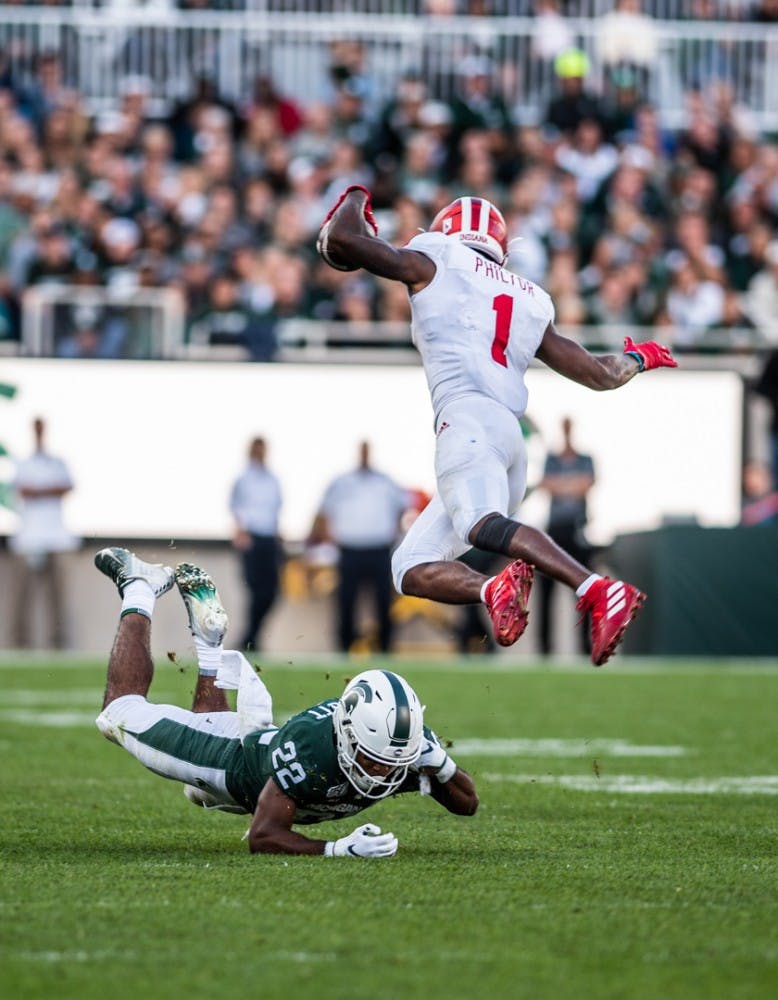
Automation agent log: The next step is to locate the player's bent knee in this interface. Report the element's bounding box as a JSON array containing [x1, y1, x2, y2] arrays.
[[183, 785, 248, 815], [95, 693, 147, 746], [471, 513, 519, 554]]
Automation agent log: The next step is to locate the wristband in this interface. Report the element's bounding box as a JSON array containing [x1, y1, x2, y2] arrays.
[[624, 350, 645, 372], [436, 756, 457, 784], [323, 841, 335, 857]]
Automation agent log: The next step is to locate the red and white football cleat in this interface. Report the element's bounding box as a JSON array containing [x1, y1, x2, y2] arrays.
[[577, 577, 646, 666], [483, 560, 534, 647]]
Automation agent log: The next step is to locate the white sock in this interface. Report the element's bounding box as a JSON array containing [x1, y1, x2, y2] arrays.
[[576, 573, 602, 599], [480, 577, 496, 604], [194, 636, 223, 676], [121, 580, 156, 620]]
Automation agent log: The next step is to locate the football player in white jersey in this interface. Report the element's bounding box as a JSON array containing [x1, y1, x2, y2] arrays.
[[317, 186, 678, 666]]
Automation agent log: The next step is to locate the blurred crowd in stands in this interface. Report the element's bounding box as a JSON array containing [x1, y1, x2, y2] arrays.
[[0, 0, 777, 358], [4, 0, 778, 19]]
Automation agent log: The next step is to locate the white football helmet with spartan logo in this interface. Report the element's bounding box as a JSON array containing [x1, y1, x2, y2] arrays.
[[429, 196, 508, 265], [333, 670, 424, 799]]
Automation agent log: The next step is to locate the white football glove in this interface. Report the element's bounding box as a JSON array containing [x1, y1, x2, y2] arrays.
[[415, 730, 449, 771], [324, 823, 398, 859]]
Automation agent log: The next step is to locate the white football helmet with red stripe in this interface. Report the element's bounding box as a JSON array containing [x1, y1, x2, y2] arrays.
[[429, 196, 508, 265]]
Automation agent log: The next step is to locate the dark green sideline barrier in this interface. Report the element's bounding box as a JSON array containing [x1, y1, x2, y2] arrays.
[[607, 525, 777, 656]]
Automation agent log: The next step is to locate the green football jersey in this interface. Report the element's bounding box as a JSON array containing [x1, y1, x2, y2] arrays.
[[229, 699, 426, 823]]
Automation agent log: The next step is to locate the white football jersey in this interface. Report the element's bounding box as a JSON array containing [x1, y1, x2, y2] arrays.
[[407, 231, 554, 422]]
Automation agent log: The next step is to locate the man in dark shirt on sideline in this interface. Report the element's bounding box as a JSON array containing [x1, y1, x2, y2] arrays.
[[538, 417, 595, 656]]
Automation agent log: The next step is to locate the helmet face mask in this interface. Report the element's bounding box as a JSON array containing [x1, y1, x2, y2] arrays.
[[333, 670, 424, 800], [430, 196, 508, 264]]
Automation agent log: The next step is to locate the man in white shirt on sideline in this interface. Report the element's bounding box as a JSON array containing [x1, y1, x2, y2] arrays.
[[312, 440, 410, 654], [10, 416, 79, 648], [229, 436, 283, 652]]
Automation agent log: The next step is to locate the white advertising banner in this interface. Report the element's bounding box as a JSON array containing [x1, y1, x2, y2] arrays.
[[0, 360, 742, 545]]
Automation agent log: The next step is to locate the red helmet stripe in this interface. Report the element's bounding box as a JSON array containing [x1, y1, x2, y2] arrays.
[[470, 198, 482, 232]]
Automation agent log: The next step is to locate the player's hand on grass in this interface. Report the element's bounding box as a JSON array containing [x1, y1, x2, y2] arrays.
[[623, 336, 678, 372], [325, 823, 398, 858]]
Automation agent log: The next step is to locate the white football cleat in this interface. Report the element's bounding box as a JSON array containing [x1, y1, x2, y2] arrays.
[[174, 562, 229, 647], [94, 546, 175, 598]]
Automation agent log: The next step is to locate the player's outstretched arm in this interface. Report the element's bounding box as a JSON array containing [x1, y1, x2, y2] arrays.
[[426, 766, 479, 816], [247, 779, 327, 855], [535, 325, 677, 390], [247, 779, 398, 858], [317, 186, 435, 289]]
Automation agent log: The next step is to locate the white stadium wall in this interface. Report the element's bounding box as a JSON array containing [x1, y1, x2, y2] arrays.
[[0, 359, 742, 546]]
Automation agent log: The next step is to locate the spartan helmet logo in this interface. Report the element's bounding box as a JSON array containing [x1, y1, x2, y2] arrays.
[[342, 679, 373, 716]]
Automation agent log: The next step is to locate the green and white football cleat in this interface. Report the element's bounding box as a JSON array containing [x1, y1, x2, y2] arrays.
[[94, 546, 175, 597], [175, 563, 229, 647]]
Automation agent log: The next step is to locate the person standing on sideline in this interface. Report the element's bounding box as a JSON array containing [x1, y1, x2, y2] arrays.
[[538, 417, 595, 656], [316, 186, 677, 665], [229, 437, 283, 652], [10, 416, 79, 648], [312, 440, 410, 654]]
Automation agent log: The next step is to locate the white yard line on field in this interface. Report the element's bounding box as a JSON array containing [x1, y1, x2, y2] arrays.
[[454, 738, 688, 757], [483, 773, 778, 794], [0, 709, 98, 727]]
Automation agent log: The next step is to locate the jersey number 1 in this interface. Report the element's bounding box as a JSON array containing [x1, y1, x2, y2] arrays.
[[491, 293, 513, 368]]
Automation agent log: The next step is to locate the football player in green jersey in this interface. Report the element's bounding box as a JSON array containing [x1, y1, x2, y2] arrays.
[[94, 548, 478, 858]]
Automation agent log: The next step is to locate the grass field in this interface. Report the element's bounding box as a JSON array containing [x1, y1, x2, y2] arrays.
[[1, 654, 776, 1000]]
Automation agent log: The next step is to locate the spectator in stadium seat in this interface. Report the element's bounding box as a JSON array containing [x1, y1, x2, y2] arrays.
[[531, 0, 574, 69], [370, 71, 430, 176], [25, 221, 75, 287], [667, 210, 726, 285], [724, 199, 771, 291], [229, 437, 283, 653], [312, 440, 410, 654], [585, 266, 641, 326], [55, 302, 129, 359], [744, 240, 778, 344], [9, 416, 79, 649], [663, 255, 725, 348], [555, 118, 619, 204], [448, 56, 513, 156], [544, 48, 604, 138], [187, 271, 278, 360], [93, 548, 477, 855], [598, 0, 659, 97], [243, 75, 304, 139]]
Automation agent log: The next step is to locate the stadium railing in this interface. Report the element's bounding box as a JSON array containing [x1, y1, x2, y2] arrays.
[[20, 285, 185, 359], [43, 1, 778, 23], [15, 288, 773, 365], [0, 8, 777, 129]]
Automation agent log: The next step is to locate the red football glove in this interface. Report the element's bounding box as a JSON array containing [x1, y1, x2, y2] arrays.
[[623, 336, 677, 372], [321, 185, 378, 235]]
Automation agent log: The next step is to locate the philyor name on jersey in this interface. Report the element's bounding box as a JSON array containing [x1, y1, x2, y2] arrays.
[[472, 252, 535, 294]]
